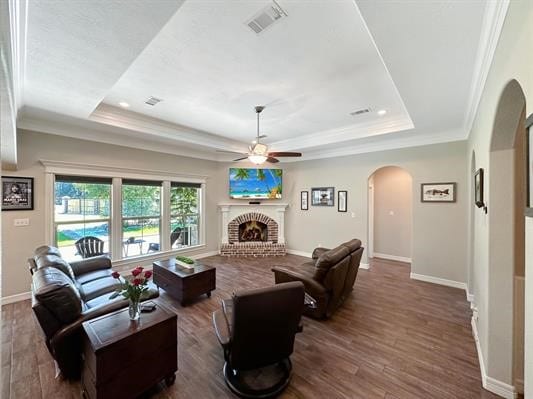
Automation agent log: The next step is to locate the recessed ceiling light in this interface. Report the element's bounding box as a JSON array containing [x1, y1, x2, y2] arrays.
[[377, 109, 387, 116], [118, 101, 130, 108]]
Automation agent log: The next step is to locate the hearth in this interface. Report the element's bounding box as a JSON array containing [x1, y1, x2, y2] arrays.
[[219, 204, 288, 257]]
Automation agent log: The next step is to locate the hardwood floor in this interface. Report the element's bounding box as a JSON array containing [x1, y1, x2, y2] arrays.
[[1, 255, 504, 398]]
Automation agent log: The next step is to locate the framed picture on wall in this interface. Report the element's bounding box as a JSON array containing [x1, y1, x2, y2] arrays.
[[338, 191, 347, 212], [311, 187, 334, 206], [420, 182, 456, 203], [2, 176, 34, 211], [474, 169, 485, 209], [526, 113, 533, 217], [300, 191, 309, 210]]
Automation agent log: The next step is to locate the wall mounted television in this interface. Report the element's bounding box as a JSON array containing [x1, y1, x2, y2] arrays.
[[229, 168, 282, 199]]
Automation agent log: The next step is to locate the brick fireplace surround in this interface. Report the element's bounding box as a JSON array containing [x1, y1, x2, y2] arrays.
[[219, 203, 288, 256]]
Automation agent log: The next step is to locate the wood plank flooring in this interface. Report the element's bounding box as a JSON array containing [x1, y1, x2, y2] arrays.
[[1, 255, 504, 398]]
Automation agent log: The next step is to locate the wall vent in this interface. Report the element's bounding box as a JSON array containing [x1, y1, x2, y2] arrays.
[[350, 108, 371, 116], [246, 1, 287, 35], [145, 96, 163, 106]]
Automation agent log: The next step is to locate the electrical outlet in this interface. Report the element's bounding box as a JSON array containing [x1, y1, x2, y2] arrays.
[[14, 218, 30, 227], [351, 212, 355, 218], [318, 243, 322, 248]]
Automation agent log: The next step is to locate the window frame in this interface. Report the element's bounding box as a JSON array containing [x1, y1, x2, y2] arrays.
[[43, 160, 207, 267]]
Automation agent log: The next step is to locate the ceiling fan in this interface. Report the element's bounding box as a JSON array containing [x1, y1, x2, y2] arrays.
[[217, 106, 302, 164]]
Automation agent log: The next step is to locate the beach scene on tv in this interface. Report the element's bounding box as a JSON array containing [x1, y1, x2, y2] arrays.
[[229, 168, 282, 199]]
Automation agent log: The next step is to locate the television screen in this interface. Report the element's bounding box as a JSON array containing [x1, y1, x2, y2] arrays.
[[229, 168, 282, 199]]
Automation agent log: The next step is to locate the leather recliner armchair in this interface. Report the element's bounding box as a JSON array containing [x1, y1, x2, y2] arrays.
[[212, 281, 304, 398], [272, 239, 364, 319], [28, 246, 159, 379]]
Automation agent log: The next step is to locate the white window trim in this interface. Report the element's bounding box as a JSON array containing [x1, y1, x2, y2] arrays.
[[42, 160, 207, 264]]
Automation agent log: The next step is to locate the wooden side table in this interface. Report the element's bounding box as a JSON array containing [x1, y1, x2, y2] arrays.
[[153, 259, 216, 305], [81, 301, 177, 399]]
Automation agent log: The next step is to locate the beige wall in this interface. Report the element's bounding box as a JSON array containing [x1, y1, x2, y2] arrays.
[[282, 141, 468, 282], [466, 0, 533, 392], [372, 166, 412, 260], [1, 130, 224, 298]]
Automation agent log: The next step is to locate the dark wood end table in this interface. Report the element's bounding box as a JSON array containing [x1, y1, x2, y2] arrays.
[[81, 301, 177, 399], [153, 259, 216, 305]]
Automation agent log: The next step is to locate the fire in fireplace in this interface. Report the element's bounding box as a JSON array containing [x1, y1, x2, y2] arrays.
[[239, 220, 268, 242]]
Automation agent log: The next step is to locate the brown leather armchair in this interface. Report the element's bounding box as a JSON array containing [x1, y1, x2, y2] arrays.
[[272, 239, 364, 319], [28, 246, 158, 379], [212, 281, 304, 398]]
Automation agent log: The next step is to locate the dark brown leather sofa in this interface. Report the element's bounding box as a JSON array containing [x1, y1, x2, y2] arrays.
[[28, 245, 158, 378], [272, 239, 364, 319]]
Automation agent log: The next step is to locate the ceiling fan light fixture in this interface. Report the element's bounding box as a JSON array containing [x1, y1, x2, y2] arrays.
[[248, 154, 268, 165]]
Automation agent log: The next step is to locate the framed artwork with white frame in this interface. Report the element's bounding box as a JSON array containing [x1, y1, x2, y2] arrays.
[[301, 191, 309, 210], [338, 190, 347, 212]]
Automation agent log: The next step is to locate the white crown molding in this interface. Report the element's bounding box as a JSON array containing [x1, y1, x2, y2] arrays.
[[18, 108, 222, 161], [270, 116, 414, 152], [288, 128, 466, 162], [7, 0, 27, 112], [90, 104, 246, 152], [463, 0, 510, 137]]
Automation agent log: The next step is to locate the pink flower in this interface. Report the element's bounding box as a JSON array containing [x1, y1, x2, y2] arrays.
[[132, 278, 143, 286], [144, 270, 153, 279], [111, 271, 120, 279]]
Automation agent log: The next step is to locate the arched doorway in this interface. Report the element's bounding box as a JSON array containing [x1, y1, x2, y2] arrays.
[[487, 79, 526, 392], [367, 166, 413, 264]]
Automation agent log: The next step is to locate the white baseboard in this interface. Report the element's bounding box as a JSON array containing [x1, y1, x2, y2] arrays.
[[410, 272, 467, 291], [286, 249, 313, 258], [471, 316, 518, 399], [360, 263, 370, 270], [514, 379, 523, 394], [373, 252, 412, 263], [1, 291, 31, 305], [193, 250, 219, 259]]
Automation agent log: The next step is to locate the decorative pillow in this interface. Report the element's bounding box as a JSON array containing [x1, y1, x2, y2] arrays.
[[35, 254, 76, 282]]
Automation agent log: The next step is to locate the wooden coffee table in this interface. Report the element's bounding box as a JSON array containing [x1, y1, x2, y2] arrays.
[[81, 300, 177, 399], [153, 258, 216, 305]]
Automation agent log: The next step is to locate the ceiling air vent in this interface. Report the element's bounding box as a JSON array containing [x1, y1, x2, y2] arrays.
[[145, 96, 163, 106], [350, 108, 371, 116], [246, 1, 287, 35]]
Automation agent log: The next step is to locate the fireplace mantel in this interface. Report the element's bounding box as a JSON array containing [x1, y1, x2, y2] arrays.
[[218, 203, 289, 247]]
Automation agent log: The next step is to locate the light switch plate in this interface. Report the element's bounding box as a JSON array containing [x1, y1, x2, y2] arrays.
[[14, 218, 30, 227]]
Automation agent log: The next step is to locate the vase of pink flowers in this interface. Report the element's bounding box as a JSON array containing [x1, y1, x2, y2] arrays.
[[111, 266, 152, 321]]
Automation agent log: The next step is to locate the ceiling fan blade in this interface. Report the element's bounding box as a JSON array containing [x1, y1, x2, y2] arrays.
[[233, 157, 249, 161], [216, 150, 247, 155], [266, 157, 280, 163], [267, 152, 302, 157]]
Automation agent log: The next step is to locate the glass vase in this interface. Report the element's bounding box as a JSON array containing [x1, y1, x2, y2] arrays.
[[129, 299, 141, 321]]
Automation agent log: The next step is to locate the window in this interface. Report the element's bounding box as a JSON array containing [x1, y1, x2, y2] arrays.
[[121, 180, 162, 258], [170, 182, 201, 248], [50, 167, 204, 263], [54, 176, 112, 260]]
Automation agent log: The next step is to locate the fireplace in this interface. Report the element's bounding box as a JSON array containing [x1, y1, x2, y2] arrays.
[[219, 204, 288, 256], [239, 220, 268, 242]]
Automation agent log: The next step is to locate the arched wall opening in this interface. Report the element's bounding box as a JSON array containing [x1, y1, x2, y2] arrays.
[[487, 79, 526, 390], [367, 166, 413, 264]]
